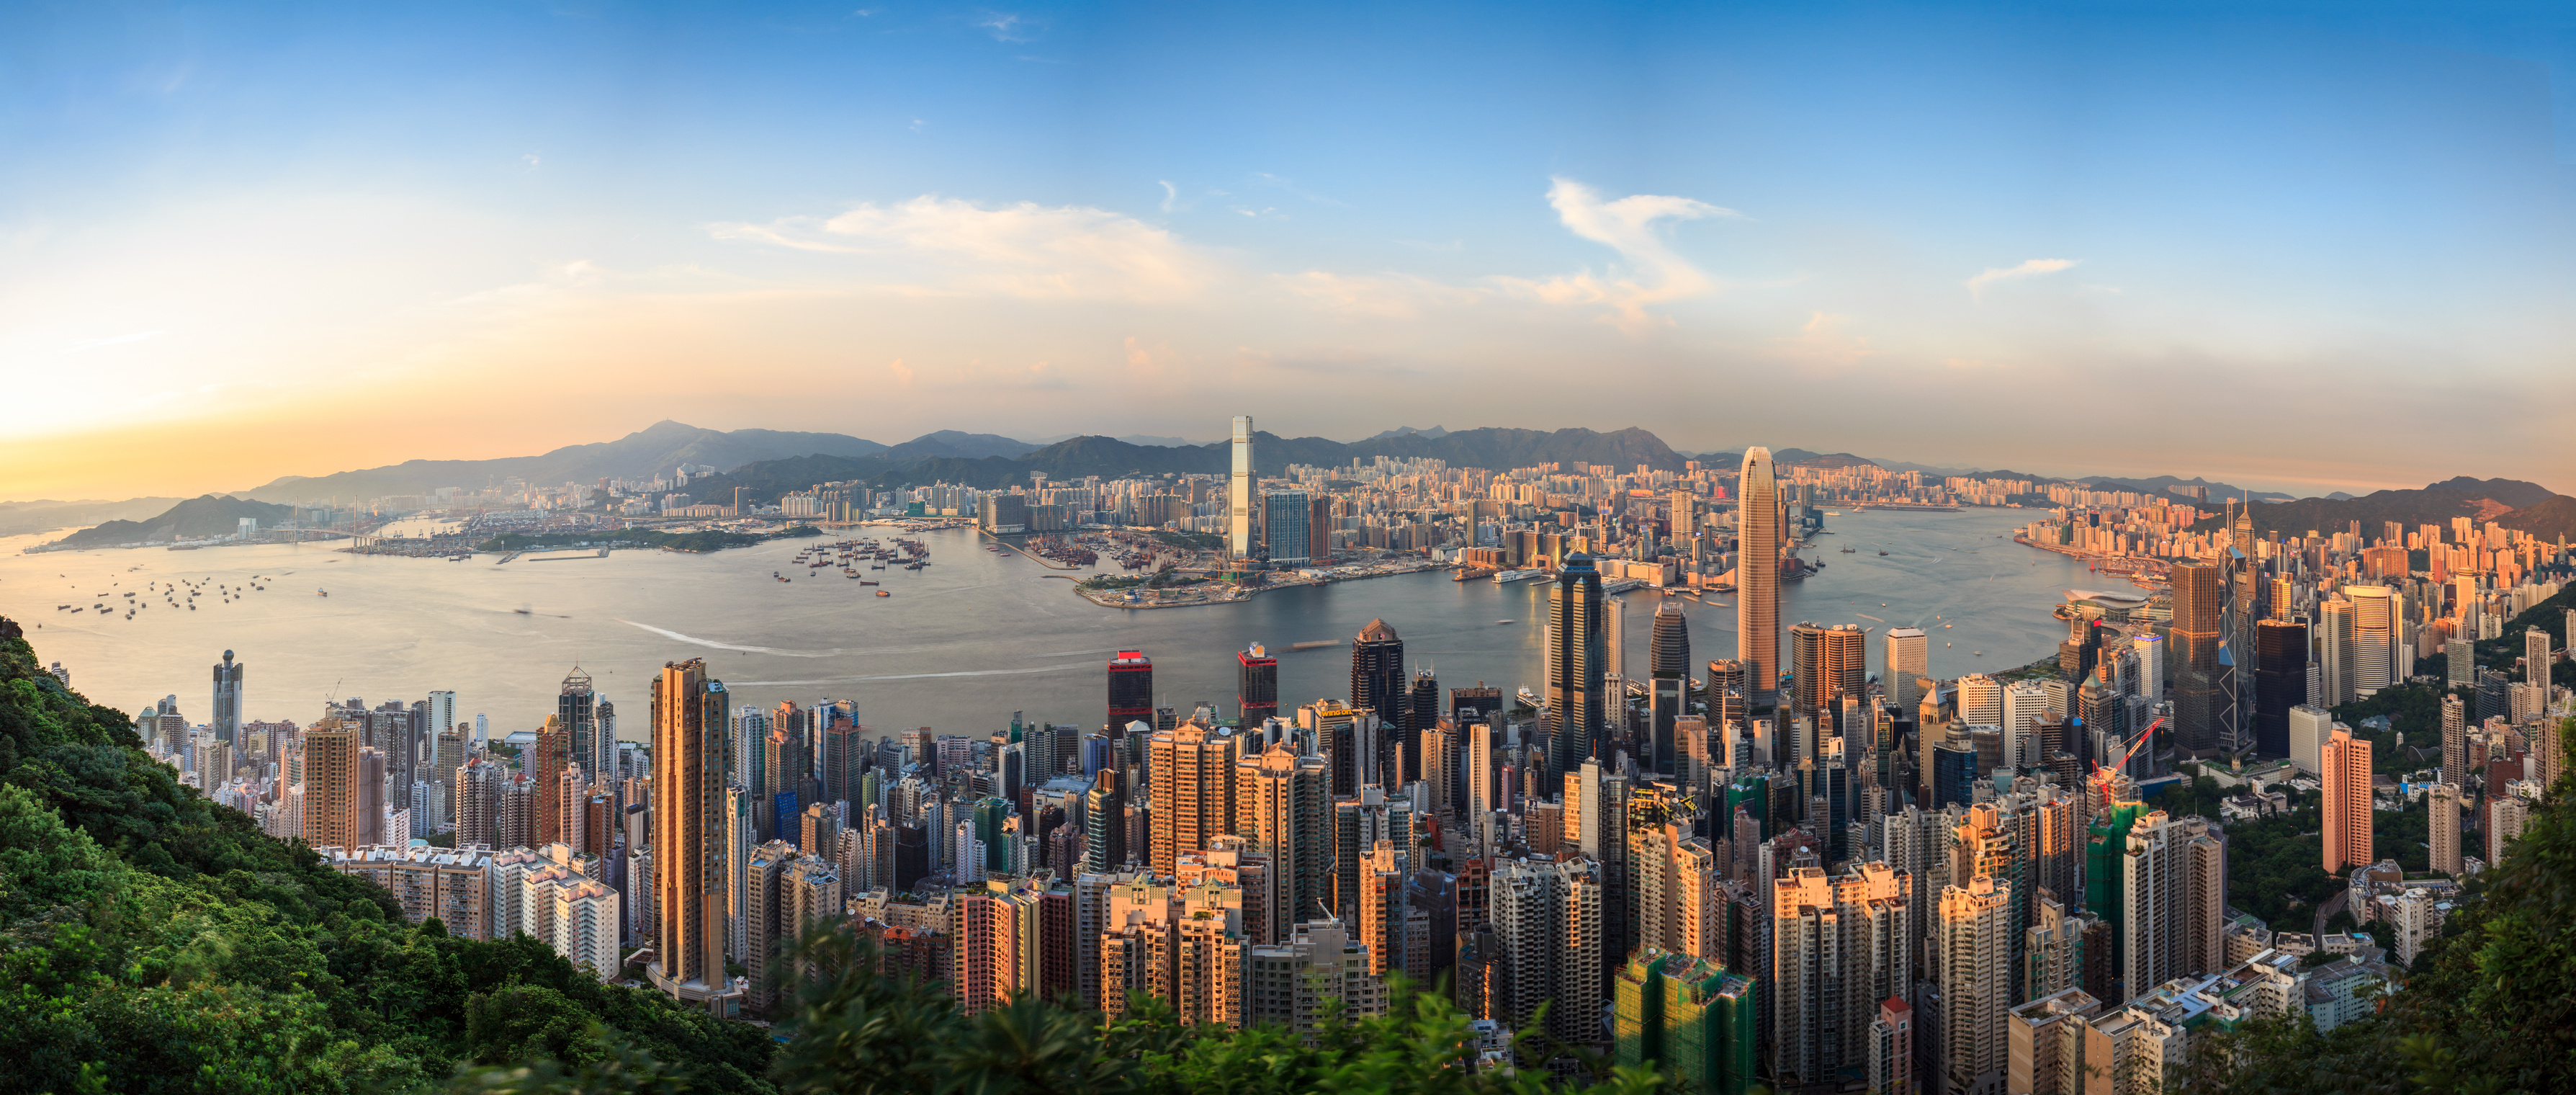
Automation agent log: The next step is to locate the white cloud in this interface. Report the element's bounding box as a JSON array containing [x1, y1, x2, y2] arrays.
[[1493, 176, 1739, 333], [709, 195, 1224, 303], [1965, 257, 2078, 298], [976, 12, 1031, 41], [1157, 180, 1177, 213]]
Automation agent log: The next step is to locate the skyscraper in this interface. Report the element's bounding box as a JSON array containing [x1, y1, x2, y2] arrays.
[[1607, 596, 1628, 683], [1228, 416, 1257, 559], [1146, 723, 1231, 877], [211, 650, 243, 745], [1262, 491, 1313, 565], [1237, 643, 1279, 725], [647, 658, 737, 1013], [2348, 585, 2395, 696], [2170, 560, 2222, 753], [2253, 620, 2309, 759], [1772, 863, 1911, 1087], [1649, 600, 1691, 775], [560, 667, 603, 777], [1108, 651, 1154, 736], [1350, 618, 1407, 740], [1885, 628, 1929, 713], [2322, 725, 2372, 873], [1546, 553, 1609, 774], [2317, 596, 2357, 707], [1938, 875, 2013, 1095], [1237, 741, 1330, 937], [2441, 694, 2467, 785], [534, 713, 572, 846], [2428, 783, 2463, 876], [302, 717, 379, 852], [1614, 949, 1759, 1095], [1789, 622, 1867, 718], [1736, 448, 1782, 707]]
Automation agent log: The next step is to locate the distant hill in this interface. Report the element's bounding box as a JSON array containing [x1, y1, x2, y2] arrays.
[[238, 421, 889, 502], [2423, 476, 2559, 508], [48, 495, 294, 548], [876, 430, 1042, 463], [695, 426, 1697, 504], [2190, 479, 2576, 541], [0, 497, 182, 539], [1772, 450, 1880, 470], [1363, 425, 1450, 441]]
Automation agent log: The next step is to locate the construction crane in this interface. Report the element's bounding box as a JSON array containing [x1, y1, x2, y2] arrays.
[[2088, 715, 2166, 810]]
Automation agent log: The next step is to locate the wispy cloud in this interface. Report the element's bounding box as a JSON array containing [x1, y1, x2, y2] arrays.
[[975, 12, 1031, 41], [1965, 257, 2078, 299], [1493, 176, 1740, 333], [1157, 180, 1177, 213], [709, 195, 1223, 303]]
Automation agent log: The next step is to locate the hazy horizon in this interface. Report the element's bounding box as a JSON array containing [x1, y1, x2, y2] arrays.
[[7, 2, 2570, 501]]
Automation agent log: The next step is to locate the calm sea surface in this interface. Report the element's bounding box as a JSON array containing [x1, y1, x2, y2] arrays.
[[0, 507, 2100, 741]]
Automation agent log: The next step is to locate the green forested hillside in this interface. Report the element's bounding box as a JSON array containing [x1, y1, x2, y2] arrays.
[[0, 622, 776, 1094], [2180, 717, 2576, 1095]]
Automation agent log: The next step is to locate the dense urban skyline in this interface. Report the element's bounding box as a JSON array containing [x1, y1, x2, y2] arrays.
[[7, 2, 2572, 501], [9, 2, 2575, 1090]]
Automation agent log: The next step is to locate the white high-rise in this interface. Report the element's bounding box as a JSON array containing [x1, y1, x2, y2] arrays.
[[1956, 674, 2003, 728], [2002, 680, 2051, 768], [1886, 628, 1929, 712], [1228, 416, 1257, 560]]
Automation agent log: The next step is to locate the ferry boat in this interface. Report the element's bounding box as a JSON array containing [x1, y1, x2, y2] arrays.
[[1491, 568, 1544, 584]]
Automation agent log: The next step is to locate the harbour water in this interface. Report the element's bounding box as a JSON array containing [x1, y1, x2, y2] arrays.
[[0, 507, 2096, 741]]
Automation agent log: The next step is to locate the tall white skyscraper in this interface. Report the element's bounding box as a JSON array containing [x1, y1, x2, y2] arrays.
[[426, 691, 457, 743], [1885, 627, 1928, 712], [1228, 416, 1257, 560], [1736, 447, 1781, 706]]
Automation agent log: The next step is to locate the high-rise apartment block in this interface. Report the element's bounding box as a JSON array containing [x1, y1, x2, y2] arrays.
[[647, 658, 740, 1014], [2321, 726, 2372, 873]]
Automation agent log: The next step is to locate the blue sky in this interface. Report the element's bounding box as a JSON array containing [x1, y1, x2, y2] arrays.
[[4, 1, 2570, 499]]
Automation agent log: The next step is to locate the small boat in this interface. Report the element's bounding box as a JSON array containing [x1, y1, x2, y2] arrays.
[[875, 589, 890, 597], [316, 589, 328, 597], [1496, 619, 1516, 625], [1878, 551, 1889, 556], [860, 581, 879, 586]]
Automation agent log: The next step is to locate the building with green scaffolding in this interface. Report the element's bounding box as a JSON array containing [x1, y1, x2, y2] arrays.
[[1613, 949, 1759, 1095]]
